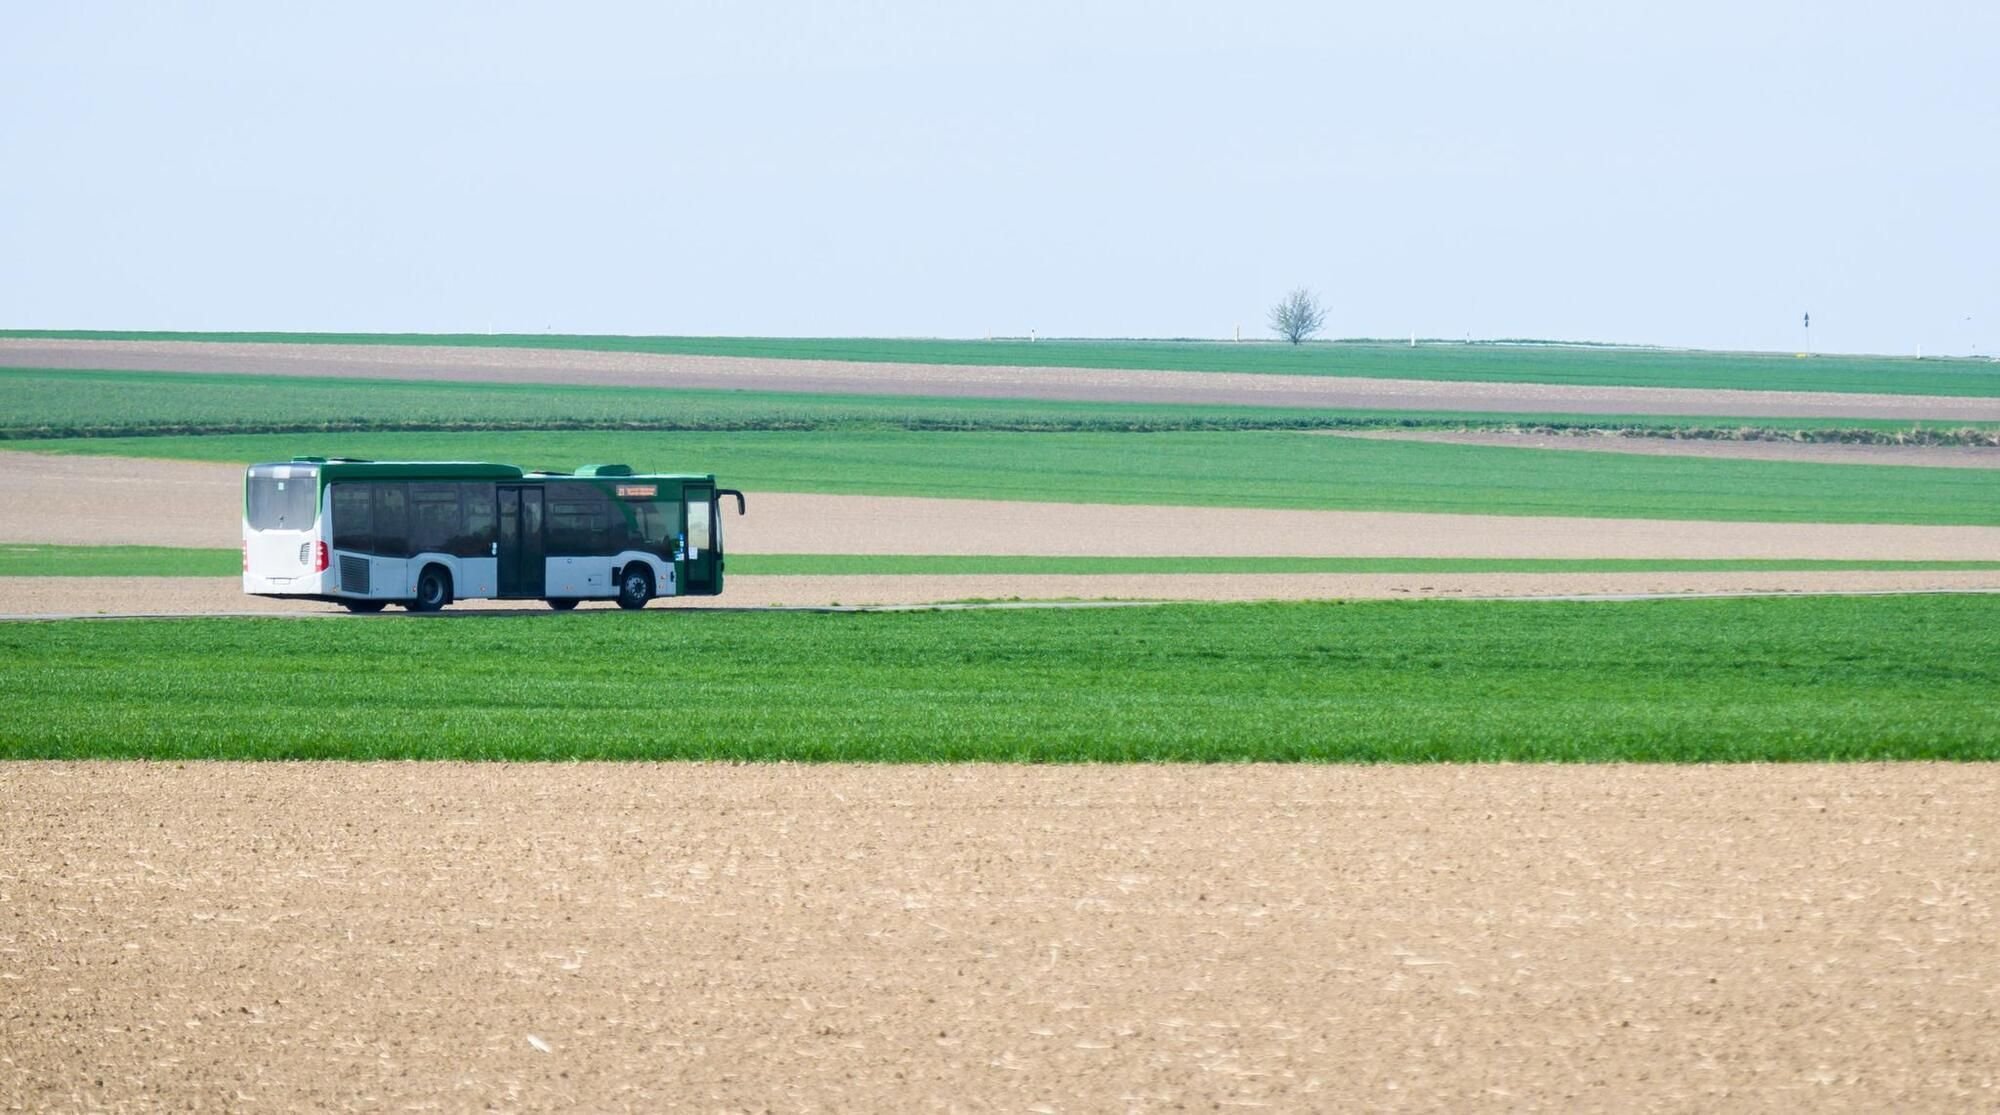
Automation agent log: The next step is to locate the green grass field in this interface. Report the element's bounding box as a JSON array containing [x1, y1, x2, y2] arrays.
[[7, 544, 2000, 578], [19, 428, 1997, 525], [0, 545, 244, 577], [8, 330, 1997, 397], [9, 367, 1990, 441], [1, 596, 1992, 761]]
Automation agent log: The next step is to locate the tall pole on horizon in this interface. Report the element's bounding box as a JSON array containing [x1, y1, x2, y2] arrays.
[[1803, 311, 1811, 356]]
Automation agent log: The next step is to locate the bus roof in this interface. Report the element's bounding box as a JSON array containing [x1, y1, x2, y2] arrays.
[[315, 461, 525, 482], [252, 460, 715, 483]]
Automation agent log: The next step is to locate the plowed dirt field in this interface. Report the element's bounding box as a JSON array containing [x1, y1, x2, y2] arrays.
[[5, 763, 1996, 1111]]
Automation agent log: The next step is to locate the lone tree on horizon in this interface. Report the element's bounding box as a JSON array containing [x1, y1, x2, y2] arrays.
[[1268, 288, 1328, 345]]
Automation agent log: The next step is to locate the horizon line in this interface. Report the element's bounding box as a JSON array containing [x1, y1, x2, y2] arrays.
[[1, 328, 1993, 364]]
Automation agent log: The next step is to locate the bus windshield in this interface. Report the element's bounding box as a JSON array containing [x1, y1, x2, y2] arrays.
[[246, 474, 318, 531]]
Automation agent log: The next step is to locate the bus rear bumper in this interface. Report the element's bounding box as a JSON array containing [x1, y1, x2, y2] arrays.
[[243, 572, 333, 596]]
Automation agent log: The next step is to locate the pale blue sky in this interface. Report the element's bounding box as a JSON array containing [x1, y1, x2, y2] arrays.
[[3, 2, 1995, 354]]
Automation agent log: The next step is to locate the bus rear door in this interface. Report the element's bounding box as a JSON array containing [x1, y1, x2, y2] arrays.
[[497, 485, 545, 597]]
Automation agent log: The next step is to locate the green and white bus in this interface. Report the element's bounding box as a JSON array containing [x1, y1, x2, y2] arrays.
[[243, 458, 745, 612]]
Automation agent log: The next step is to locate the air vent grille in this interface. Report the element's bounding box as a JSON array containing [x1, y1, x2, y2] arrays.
[[339, 555, 371, 594]]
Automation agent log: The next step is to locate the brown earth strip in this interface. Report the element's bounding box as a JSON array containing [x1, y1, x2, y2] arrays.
[[1325, 428, 2000, 467], [5, 337, 1997, 420], [0, 450, 244, 547], [7, 451, 1998, 561], [728, 496, 2000, 562], [5, 570, 1999, 618], [4, 762, 1996, 1111]]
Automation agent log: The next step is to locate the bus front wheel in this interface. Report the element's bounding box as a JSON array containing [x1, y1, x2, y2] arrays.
[[342, 600, 388, 614], [547, 598, 579, 611], [408, 566, 452, 613], [616, 567, 654, 611]]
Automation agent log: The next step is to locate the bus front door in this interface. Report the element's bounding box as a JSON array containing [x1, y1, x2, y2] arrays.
[[497, 486, 545, 597], [683, 485, 716, 595]]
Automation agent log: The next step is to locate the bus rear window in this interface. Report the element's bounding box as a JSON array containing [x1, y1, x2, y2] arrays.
[[247, 476, 318, 531]]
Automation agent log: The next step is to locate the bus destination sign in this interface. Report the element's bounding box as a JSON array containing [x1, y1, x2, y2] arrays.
[[615, 484, 658, 499]]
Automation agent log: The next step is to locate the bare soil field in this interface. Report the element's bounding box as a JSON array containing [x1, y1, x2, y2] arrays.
[[4, 762, 1996, 1111], [7, 337, 1998, 420], [1328, 428, 2000, 467], [8, 451, 1999, 561], [0, 450, 245, 548], [6, 569, 2000, 618]]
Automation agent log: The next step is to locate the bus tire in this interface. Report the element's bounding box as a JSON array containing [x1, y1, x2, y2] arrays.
[[342, 600, 388, 613], [409, 565, 452, 612], [546, 598, 579, 611], [616, 566, 654, 610]]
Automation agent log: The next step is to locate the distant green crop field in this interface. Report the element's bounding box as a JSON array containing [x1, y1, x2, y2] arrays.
[[2, 596, 1993, 761], [20, 428, 1998, 525], [7, 545, 2000, 578], [6, 330, 1996, 397], [0, 546, 241, 577], [9, 367, 1983, 441]]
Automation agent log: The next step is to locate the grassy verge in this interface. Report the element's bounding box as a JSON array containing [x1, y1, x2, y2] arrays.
[[6, 367, 1993, 442], [1, 596, 1993, 761], [0, 546, 242, 577], [16, 429, 1998, 525], [7, 330, 1997, 397], [8, 545, 2000, 578]]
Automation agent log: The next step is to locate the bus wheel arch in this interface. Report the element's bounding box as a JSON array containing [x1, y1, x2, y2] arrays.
[[616, 564, 654, 610], [409, 563, 454, 612]]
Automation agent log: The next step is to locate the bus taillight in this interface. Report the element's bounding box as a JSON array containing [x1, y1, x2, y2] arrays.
[[241, 543, 248, 573], [313, 542, 329, 573]]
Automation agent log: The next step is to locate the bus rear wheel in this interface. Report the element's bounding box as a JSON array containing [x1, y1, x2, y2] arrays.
[[546, 598, 579, 611], [342, 600, 388, 613], [616, 567, 654, 610], [408, 566, 452, 613]]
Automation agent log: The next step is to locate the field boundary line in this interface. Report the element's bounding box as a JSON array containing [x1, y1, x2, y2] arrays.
[[5, 587, 2000, 623]]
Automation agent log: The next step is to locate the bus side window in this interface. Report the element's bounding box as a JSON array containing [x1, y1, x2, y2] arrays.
[[331, 484, 374, 553], [547, 487, 612, 555], [411, 483, 461, 555], [373, 483, 410, 559], [458, 482, 496, 557], [638, 500, 672, 546]]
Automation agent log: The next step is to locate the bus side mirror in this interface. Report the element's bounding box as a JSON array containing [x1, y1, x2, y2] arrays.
[[718, 489, 747, 515]]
